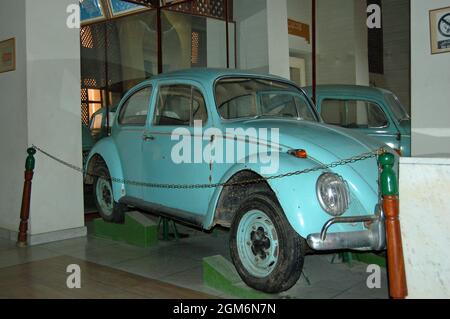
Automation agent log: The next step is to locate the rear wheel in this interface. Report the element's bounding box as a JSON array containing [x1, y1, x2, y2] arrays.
[[93, 164, 125, 223], [230, 193, 306, 293]]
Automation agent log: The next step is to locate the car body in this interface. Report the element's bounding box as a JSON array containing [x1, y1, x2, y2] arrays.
[[85, 69, 395, 293], [303, 85, 411, 156], [82, 123, 95, 165]]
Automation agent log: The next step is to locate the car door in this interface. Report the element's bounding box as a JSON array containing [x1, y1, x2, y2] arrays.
[[142, 81, 213, 222], [113, 85, 153, 199], [318, 97, 400, 150]]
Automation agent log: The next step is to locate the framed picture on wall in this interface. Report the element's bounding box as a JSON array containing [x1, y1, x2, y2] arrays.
[[430, 6, 450, 54], [0, 38, 16, 74], [107, 0, 148, 17], [80, 0, 107, 25]]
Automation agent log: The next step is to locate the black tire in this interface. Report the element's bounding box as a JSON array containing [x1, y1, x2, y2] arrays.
[[93, 164, 125, 224], [230, 192, 306, 293]]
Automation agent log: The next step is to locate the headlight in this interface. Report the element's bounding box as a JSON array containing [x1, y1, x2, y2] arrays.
[[316, 173, 350, 216]]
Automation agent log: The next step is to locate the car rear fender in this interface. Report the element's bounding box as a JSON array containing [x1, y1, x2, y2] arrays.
[[85, 137, 125, 202]]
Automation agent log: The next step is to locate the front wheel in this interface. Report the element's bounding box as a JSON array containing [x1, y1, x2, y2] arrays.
[[230, 193, 306, 293]]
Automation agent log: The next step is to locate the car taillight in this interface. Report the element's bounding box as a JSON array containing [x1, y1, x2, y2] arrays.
[[394, 149, 402, 156]]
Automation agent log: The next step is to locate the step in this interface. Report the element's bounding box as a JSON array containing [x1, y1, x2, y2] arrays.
[[203, 255, 270, 299], [93, 211, 158, 247]]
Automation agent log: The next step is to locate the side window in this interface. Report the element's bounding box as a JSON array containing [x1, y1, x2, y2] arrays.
[[367, 103, 388, 128], [118, 86, 152, 126], [91, 113, 103, 130], [192, 88, 208, 123], [154, 84, 208, 126], [321, 99, 388, 128], [294, 96, 316, 121], [321, 100, 345, 125]]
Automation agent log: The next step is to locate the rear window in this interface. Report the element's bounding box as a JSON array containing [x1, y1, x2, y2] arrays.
[[321, 99, 388, 128], [215, 77, 317, 121]]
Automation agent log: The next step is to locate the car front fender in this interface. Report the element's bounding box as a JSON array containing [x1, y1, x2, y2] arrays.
[[205, 152, 328, 238], [85, 137, 125, 201]]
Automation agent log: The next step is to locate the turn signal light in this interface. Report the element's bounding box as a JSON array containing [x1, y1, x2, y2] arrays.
[[289, 149, 308, 159], [394, 149, 403, 156]]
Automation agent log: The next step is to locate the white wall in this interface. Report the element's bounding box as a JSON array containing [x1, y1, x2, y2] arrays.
[[287, 0, 312, 53], [206, 19, 235, 69], [0, 0, 85, 244], [287, 0, 312, 85], [371, 0, 411, 113], [234, 0, 269, 74], [400, 158, 450, 298], [316, 0, 369, 85], [267, 0, 290, 79], [234, 0, 289, 79], [354, 0, 369, 86], [411, 0, 450, 156], [0, 0, 28, 235]]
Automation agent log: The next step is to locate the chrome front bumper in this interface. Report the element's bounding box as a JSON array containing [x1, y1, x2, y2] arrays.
[[306, 210, 386, 251]]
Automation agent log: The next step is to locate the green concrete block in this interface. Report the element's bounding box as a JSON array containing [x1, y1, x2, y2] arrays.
[[124, 212, 158, 247], [93, 219, 122, 241], [93, 211, 158, 247], [203, 255, 270, 299]]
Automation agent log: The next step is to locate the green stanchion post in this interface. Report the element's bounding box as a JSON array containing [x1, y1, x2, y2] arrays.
[[17, 148, 36, 247]]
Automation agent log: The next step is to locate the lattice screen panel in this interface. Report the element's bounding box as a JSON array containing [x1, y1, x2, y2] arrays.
[[81, 102, 90, 126], [81, 23, 108, 123], [166, 0, 226, 20]]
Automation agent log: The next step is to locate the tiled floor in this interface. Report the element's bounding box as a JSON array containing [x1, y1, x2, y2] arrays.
[[0, 222, 388, 299]]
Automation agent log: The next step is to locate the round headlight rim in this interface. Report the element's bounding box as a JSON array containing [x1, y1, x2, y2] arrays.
[[316, 172, 350, 217]]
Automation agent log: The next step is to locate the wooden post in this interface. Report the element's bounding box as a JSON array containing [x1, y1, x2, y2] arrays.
[[379, 152, 408, 299], [17, 147, 36, 247]]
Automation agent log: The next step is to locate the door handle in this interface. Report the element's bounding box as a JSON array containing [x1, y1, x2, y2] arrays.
[[142, 133, 155, 141]]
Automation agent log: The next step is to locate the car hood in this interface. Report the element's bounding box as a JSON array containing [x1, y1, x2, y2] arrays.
[[224, 118, 389, 193]]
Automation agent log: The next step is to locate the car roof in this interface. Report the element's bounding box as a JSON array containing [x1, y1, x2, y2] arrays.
[[141, 68, 293, 85], [302, 84, 392, 99]]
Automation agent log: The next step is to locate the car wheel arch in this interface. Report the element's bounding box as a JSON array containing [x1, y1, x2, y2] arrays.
[[84, 140, 126, 201], [212, 169, 279, 228], [205, 154, 322, 238], [85, 153, 107, 185]]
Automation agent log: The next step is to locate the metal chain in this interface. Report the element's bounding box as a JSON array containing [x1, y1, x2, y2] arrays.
[[31, 144, 385, 189]]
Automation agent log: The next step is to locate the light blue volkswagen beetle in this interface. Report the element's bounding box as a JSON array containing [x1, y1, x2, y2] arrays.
[[303, 85, 411, 157], [85, 69, 393, 293]]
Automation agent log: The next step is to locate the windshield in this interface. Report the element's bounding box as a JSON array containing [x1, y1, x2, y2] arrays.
[[385, 93, 410, 122], [215, 77, 318, 121]]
